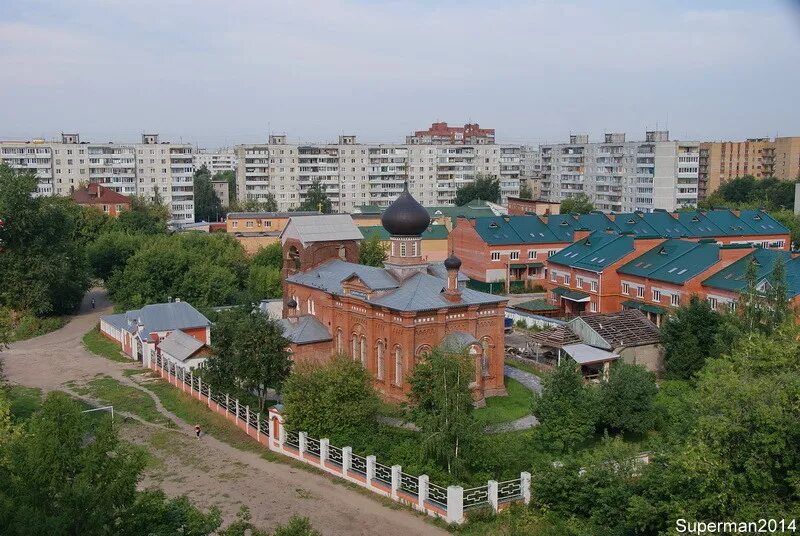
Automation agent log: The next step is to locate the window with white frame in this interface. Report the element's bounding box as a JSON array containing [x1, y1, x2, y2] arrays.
[[576, 276, 584, 288], [509, 251, 519, 260], [671, 293, 680, 307], [491, 252, 500, 261], [652, 289, 661, 302], [551, 271, 557, 282], [591, 280, 598, 292], [528, 250, 537, 260], [637, 286, 644, 298], [622, 282, 630, 295], [548, 250, 557, 257], [589, 301, 597, 312], [564, 273, 571, 285], [707, 297, 718, 310], [728, 301, 737, 312]]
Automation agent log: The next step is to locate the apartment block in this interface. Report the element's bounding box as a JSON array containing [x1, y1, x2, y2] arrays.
[[0, 133, 194, 224], [235, 134, 520, 212], [193, 148, 237, 175], [698, 136, 800, 199], [406, 122, 495, 145], [540, 131, 699, 213]]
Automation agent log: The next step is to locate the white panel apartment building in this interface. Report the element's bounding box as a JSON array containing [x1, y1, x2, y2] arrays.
[[235, 135, 520, 212], [193, 148, 237, 175], [539, 131, 699, 212], [0, 133, 194, 223]]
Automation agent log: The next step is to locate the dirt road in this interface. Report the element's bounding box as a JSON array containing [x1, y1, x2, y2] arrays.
[[3, 290, 445, 535]]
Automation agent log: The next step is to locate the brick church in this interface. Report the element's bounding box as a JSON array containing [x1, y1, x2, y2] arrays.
[[279, 185, 508, 404]]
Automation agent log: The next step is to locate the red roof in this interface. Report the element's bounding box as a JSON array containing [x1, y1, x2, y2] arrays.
[[71, 183, 131, 205]]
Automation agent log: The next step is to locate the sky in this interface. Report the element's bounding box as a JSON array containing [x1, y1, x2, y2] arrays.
[[1, 0, 799, 148]]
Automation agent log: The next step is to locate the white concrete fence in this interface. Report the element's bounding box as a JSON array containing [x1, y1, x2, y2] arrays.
[[150, 355, 531, 524]]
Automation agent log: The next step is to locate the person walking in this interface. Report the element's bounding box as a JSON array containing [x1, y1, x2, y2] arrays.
[[91, 297, 96, 309], [195, 424, 202, 439]]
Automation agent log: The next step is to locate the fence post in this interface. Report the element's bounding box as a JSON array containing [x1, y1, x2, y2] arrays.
[[245, 406, 250, 433], [520, 471, 531, 505], [207, 385, 212, 407], [418, 474, 429, 511], [197, 376, 201, 397], [446, 485, 464, 524], [390, 465, 402, 499], [366, 455, 376, 486], [320, 438, 329, 466], [342, 446, 352, 474], [235, 399, 240, 424], [189, 370, 193, 394], [298, 432, 307, 456], [267, 406, 285, 450], [225, 394, 230, 419], [487, 480, 499, 512], [256, 413, 261, 441]]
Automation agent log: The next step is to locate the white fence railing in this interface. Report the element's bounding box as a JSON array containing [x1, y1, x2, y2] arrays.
[[150, 353, 531, 524]]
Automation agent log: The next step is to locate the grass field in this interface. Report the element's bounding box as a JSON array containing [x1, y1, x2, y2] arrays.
[[82, 326, 131, 363], [473, 378, 532, 424], [71, 375, 175, 427]]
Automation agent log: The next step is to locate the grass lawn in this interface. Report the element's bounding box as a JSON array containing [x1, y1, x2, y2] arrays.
[[505, 358, 543, 378], [473, 378, 533, 425], [71, 375, 175, 428], [82, 327, 131, 363], [1, 309, 65, 342], [5, 385, 43, 421]]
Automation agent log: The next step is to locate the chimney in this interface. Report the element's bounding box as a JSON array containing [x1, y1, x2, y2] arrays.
[[443, 254, 462, 302]]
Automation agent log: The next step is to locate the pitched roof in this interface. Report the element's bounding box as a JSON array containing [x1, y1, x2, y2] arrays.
[[281, 214, 363, 245], [737, 210, 789, 236], [472, 216, 563, 245], [227, 211, 317, 219], [562, 343, 619, 364], [513, 299, 560, 312], [71, 183, 131, 205], [635, 211, 691, 238], [278, 315, 332, 345], [547, 232, 635, 272], [618, 239, 721, 284], [158, 330, 207, 362], [359, 224, 448, 241], [701, 248, 800, 296], [527, 325, 581, 347], [287, 259, 506, 312], [611, 212, 661, 237], [572, 309, 661, 347], [101, 301, 210, 343]]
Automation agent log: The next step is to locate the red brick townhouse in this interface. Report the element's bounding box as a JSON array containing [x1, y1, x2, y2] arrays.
[[701, 248, 800, 314], [449, 215, 571, 288], [614, 240, 752, 326], [71, 183, 131, 216], [543, 232, 665, 316], [99, 301, 211, 367]]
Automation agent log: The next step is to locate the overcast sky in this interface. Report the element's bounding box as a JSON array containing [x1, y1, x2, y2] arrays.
[[2, 0, 799, 148]]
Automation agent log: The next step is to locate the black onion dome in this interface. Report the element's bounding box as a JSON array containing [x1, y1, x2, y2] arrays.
[[381, 184, 431, 236], [287, 298, 297, 309], [444, 254, 462, 270]]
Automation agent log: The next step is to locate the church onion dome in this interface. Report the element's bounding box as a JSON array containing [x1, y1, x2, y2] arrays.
[[287, 298, 297, 309], [381, 184, 431, 236], [444, 254, 462, 270]]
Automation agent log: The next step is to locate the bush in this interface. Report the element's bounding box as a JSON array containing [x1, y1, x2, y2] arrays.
[[599, 363, 658, 436]]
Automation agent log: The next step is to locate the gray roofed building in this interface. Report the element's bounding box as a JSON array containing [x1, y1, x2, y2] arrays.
[[100, 301, 210, 343], [286, 259, 506, 312], [280, 214, 363, 246], [278, 315, 332, 345], [157, 330, 207, 362]]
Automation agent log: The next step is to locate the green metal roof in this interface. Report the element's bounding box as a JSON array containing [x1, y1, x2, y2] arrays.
[[552, 287, 590, 300], [612, 212, 661, 237], [514, 299, 559, 312], [544, 214, 581, 241], [359, 224, 448, 241], [673, 209, 788, 238], [701, 248, 798, 296], [637, 211, 692, 237], [621, 300, 667, 314], [548, 231, 635, 272], [737, 210, 790, 236], [472, 215, 563, 245], [618, 239, 721, 284]]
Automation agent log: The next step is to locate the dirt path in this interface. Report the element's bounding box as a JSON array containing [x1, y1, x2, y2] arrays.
[[3, 290, 445, 535]]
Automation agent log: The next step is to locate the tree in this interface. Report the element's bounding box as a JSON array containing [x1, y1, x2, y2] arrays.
[[358, 234, 387, 267], [560, 193, 594, 214], [765, 255, 789, 331], [769, 208, 800, 248], [0, 164, 90, 316], [453, 174, 501, 206], [518, 181, 533, 200], [248, 265, 282, 300], [86, 232, 143, 281], [599, 363, 658, 435], [207, 308, 292, 411], [408, 348, 479, 476], [252, 242, 284, 271], [193, 165, 223, 222], [531, 359, 596, 452], [297, 179, 332, 214], [282, 356, 378, 445], [116, 196, 168, 235], [261, 192, 278, 212], [661, 295, 721, 380]]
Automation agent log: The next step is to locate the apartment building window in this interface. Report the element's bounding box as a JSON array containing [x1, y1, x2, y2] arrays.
[[509, 251, 519, 260], [652, 289, 661, 302], [589, 301, 597, 313], [576, 276, 584, 288], [564, 274, 571, 285], [491, 252, 500, 261], [591, 281, 598, 292], [245, 221, 254, 228], [671, 293, 680, 307], [528, 250, 537, 260], [728, 301, 737, 313], [707, 297, 718, 311], [622, 282, 630, 295], [637, 286, 644, 298], [548, 250, 557, 257]]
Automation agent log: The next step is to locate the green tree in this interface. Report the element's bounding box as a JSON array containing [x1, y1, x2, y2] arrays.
[[252, 242, 284, 270], [297, 179, 332, 213], [408, 348, 479, 476], [531, 359, 596, 452], [86, 231, 143, 281], [261, 192, 278, 212], [206, 308, 292, 410], [559, 193, 594, 214], [194, 165, 223, 222], [272, 516, 321, 536], [248, 265, 283, 300], [518, 181, 533, 200], [282, 356, 378, 446], [765, 255, 789, 330], [116, 195, 168, 235], [358, 234, 387, 267], [453, 174, 501, 206], [661, 295, 721, 380], [769, 208, 800, 248], [599, 363, 658, 435]]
